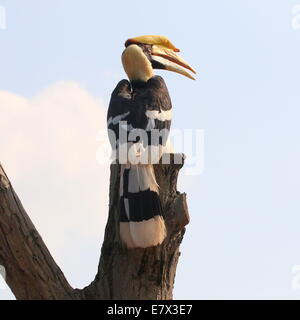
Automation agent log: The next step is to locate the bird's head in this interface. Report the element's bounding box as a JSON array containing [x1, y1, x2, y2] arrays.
[[122, 35, 196, 83]]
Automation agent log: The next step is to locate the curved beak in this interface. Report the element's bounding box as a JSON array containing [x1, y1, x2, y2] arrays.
[[151, 45, 197, 80]]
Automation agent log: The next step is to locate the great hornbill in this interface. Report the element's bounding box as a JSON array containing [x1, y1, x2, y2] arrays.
[[107, 35, 196, 248]]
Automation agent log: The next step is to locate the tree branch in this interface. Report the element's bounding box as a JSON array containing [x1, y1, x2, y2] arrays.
[[0, 154, 189, 300], [0, 163, 79, 300]]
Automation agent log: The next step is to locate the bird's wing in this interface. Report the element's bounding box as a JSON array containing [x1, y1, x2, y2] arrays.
[[133, 76, 172, 149], [107, 79, 132, 151], [107, 76, 172, 162]]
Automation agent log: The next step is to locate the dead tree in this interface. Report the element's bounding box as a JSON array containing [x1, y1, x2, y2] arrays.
[[0, 154, 189, 300]]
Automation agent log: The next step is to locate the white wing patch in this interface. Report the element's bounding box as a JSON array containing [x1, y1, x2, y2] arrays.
[[145, 109, 172, 122]]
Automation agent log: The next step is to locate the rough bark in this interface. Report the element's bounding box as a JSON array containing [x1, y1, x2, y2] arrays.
[[0, 154, 189, 300], [0, 164, 78, 300]]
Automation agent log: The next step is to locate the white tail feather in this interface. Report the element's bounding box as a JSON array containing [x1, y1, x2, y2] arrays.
[[120, 216, 166, 248], [128, 164, 159, 194], [120, 222, 136, 248], [119, 164, 166, 248]]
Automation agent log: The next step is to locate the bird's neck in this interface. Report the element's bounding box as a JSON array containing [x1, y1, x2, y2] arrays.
[[122, 45, 154, 83], [130, 80, 149, 90]]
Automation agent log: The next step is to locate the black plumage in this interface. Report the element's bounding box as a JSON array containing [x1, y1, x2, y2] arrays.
[[107, 75, 172, 150], [109, 35, 195, 248], [107, 75, 172, 234]]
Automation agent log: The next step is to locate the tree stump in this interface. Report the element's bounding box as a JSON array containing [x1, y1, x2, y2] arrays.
[[0, 153, 189, 300]]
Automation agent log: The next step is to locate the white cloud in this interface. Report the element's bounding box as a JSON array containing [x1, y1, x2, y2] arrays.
[[0, 82, 110, 292]]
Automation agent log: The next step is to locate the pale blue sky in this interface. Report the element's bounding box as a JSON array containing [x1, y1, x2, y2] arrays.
[[1, 0, 300, 299]]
